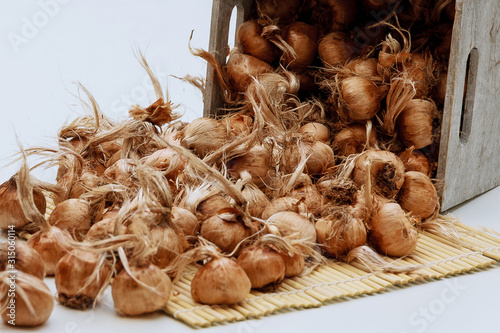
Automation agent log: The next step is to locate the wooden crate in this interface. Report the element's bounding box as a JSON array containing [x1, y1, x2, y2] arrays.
[[435, 0, 500, 211], [203, 0, 500, 212]]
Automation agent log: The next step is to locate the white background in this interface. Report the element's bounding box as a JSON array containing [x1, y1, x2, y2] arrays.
[[0, 0, 226, 184], [1, 1, 499, 333]]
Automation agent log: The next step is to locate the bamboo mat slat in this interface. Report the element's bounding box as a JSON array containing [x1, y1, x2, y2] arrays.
[[454, 223, 500, 260], [37, 198, 500, 327]]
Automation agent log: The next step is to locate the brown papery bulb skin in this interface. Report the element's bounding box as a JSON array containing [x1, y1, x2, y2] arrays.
[[397, 171, 438, 219], [312, 0, 358, 33], [87, 160, 107, 177], [297, 100, 326, 123], [342, 76, 382, 121], [377, 35, 412, 70], [329, 0, 359, 30], [333, 123, 377, 157], [0, 177, 46, 230], [351, 189, 370, 223], [150, 226, 187, 269], [267, 212, 316, 254], [171, 207, 200, 238], [200, 214, 252, 253], [112, 263, 171, 316], [101, 208, 120, 221], [105, 151, 122, 168], [227, 144, 271, 188], [432, 68, 448, 106], [103, 158, 136, 187], [370, 202, 418, 257], [315, 206, 367, 258], [48, 198, 92, 240], [397, 99, 436, 150], [100, 140, 122, 159], [141, 147, 186, 180], [182, 117, 228, 158], [237, 20, 277, 64], [237, 245, 286, 289], [353, 150, 406, 199], [404, 53, 434, 99], [290, 185, 329, 216], [280, 248, 305, 277], [261, 197, 308, 220], [345, 58, 380, 77], [27, 226, 72, 276], [242, 185, 270, 219], [316, 177, 358, 206], [191, 257, 251, 305], [196, 194, 232, 222], [162, 128, 184, 146], [255, 0, 301, 24], [223, 114, 253, 137], [85, 216, 128, 242], [226, 50, 274, 93], [302, 141, 335, 175], [66, 136, 88, 154], [0, 241, 46, 279], [1, 273, 54, 327], [54, 172, 77, 206], [280, 144, 301, 174], [298, 123, 330, 143], [318, 32, 355, 68], [281, 22, 318, 73], [69, 170, 101, 199], [398, 149, 431, 177], [55, 250, 111, 310]]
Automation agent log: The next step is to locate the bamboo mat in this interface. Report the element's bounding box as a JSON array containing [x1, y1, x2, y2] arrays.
[[40, 198, 500, 328], [163, 226, 500, 327]]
